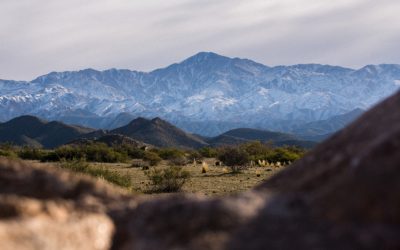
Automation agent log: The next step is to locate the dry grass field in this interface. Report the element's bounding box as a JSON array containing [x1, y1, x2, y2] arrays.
[[27, 158, 285, 196], [85, 158, 285, 196]]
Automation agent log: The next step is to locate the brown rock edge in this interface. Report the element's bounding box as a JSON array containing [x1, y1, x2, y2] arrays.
[[1, 91, 400, 250]]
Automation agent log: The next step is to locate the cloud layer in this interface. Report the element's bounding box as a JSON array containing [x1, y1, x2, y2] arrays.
[[1, 0, 399, 80]]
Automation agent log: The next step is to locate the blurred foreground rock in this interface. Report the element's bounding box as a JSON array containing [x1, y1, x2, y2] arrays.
[[1, 91, 400, 249], [0, 196, 113, 250]]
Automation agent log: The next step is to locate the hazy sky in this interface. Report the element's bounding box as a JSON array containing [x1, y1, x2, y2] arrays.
[[1, 0, 400, 80]]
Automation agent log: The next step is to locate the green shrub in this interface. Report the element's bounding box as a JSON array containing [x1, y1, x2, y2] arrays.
[[40, 151, 60, 162], [187, 150, 203, 162], [53, 145, 85, 161], [234, 141, 306, 165], [157, 148, 186, 160], [240, 141, 271, 161], [59, 159, 132, 188], [114, 145, 145, 159], [0, 144, 18, 158], [218, 147, 250, 173], [0, 149, 17, 158], [145, 166, 190, 193], [265, 147, 304, 164], [45, 143, 129, 163], [81, 143, 128, 162], [143, 151, 162, 166], [126, 147, 146, 159], [18, 147, 47, 160], [198, 147, 218, 158]]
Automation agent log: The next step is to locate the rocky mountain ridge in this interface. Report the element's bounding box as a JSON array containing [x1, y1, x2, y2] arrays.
[[1, 52, 399, 136], [0, 115, 313, 149]]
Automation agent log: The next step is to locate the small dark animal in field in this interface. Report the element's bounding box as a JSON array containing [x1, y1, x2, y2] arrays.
[[215, 161, 222, 166]]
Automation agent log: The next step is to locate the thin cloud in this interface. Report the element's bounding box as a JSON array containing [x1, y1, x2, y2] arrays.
[[0, 0, 399, 80]]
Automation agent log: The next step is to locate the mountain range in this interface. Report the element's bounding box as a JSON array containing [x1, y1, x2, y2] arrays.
[[111, 117, 208, 148], [0, 116, 94, 148], [0, 116, 315, 149], [1, 52, 399, 136]]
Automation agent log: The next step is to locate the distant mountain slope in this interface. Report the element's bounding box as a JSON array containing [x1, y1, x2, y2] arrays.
[[221, 128, 298, 141], [293, 108, 364, 140], [205, 135, 249, 147], [1, 52, 399, 136], [111, 117, 208, 148], [0, 115, 317, 149], [273, 140, 317, 149], [207, 128, 317, 148], [0, 116, 94, 148], [106, 112, 137, 129], [69, 134, 148, 148]]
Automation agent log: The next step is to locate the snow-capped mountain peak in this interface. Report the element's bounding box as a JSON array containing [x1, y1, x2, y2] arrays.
[[0, 52, 399, 136]]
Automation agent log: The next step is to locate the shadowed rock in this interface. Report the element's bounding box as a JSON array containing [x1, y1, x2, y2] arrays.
[[0, 194, 114, 250], [231, 90, 400, 249], [1, 91, 400, 249]]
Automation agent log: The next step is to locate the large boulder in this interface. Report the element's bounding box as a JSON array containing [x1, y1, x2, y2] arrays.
[[231, 90, 400, 249], [0, 195, 114, 250]]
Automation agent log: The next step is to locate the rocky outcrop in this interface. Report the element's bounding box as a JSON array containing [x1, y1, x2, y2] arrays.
[[0, 195, 113, 250], [1, 91, 400, 249]]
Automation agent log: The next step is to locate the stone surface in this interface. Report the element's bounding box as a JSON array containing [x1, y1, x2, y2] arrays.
[[0, 195, 114, 250], [1, 91, 400, 249]]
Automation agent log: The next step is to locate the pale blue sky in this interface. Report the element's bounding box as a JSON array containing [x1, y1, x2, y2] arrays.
[[1, 0, 399, 80]]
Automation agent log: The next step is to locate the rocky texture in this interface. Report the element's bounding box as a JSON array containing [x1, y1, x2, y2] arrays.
[[0, 196, 114, 250], [1, 91, 400, 249], [110, 193, 262, 250], [246, 90, 400, 249], [0, 159, 129, 250], [0, 158, 265, 250]]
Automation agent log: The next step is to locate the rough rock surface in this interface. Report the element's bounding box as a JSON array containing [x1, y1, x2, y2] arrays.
[[0, 196, 114, 250], [1, 91, 400, 249]]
